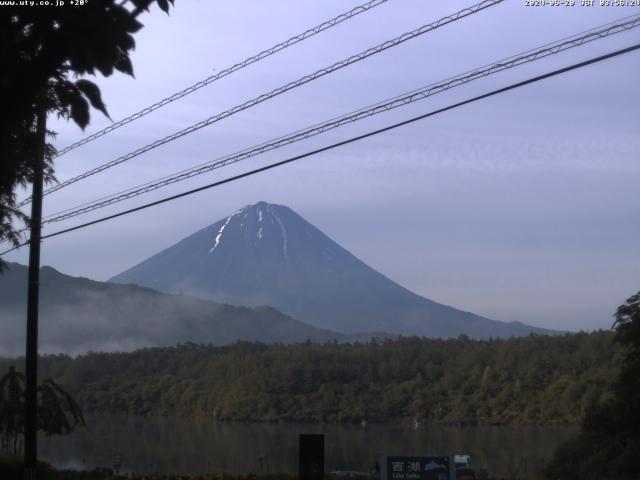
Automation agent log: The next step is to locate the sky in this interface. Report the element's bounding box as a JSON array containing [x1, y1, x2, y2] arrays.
[[5, 0, 640, 331]]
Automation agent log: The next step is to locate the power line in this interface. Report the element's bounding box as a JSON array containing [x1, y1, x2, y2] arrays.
[[41, 14, 640, 223], [3, 42, 638, 257], [44, 13, 640, 222], [17, 0, 504, 208], [38, 15, 640, 226], [52, 0, 391, 159]]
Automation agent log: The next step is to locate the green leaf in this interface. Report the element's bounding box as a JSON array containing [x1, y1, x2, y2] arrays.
[[130, 0, 154, 12], [70, 95, 90, 130], [75, 79, 110, 119], [114, 54, 134, 77], [125, 16, 144, 34], [53, 81, 75, 110]]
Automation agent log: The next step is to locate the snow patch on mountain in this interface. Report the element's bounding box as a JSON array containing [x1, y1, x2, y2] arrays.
[[268, 204, 288, 261], [209, 210, 242, 253]]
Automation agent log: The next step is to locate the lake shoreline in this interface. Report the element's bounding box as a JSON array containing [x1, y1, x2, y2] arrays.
[[38, 413, 575, 479], [78, 410, 581, 428]]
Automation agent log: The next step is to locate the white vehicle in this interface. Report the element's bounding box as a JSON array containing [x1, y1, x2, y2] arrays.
[[454, 455, 472, 469]]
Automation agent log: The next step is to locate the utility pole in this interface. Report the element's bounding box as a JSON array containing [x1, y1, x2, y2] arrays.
[[24, 106, 47, 480]]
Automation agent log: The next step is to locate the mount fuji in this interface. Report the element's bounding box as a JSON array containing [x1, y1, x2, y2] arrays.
[[110, 201, 552, 338]]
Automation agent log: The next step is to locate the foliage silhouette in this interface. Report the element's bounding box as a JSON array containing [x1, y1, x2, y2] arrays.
[[0, 367, 85, 456], [0, 0, 176, 271], [544, 291, 640, 480]]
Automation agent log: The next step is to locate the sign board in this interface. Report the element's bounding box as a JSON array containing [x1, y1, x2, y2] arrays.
[[384, 456, 453, 480]]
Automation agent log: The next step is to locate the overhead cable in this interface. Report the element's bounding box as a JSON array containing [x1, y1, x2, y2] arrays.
[[40, 14, 640, 225], [53, 0, 391, 158], [17, 0, 504, 208], [3, 42, 638, 256]]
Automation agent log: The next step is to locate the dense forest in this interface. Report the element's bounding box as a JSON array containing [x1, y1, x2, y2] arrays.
[[0, 332, 619, 426], [544, 292, 640, 479]]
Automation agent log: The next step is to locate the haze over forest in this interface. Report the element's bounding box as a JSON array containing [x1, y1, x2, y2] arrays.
[[0, 202, 559, 356]]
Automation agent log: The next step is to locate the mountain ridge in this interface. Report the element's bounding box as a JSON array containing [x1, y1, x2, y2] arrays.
[[110, 201, 554, 338]]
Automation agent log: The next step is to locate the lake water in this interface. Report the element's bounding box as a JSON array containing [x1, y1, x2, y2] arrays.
[[39, 414, 577, 478]]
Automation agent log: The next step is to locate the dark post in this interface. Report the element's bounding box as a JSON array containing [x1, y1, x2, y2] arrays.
[[299, 434, 324, 480], [24, 107, 47, 479], [113, 453, 122, 480]]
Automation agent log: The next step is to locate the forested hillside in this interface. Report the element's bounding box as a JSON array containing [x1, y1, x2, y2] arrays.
[[1, 332, 619, 425], [0, 263, 352, 356]]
